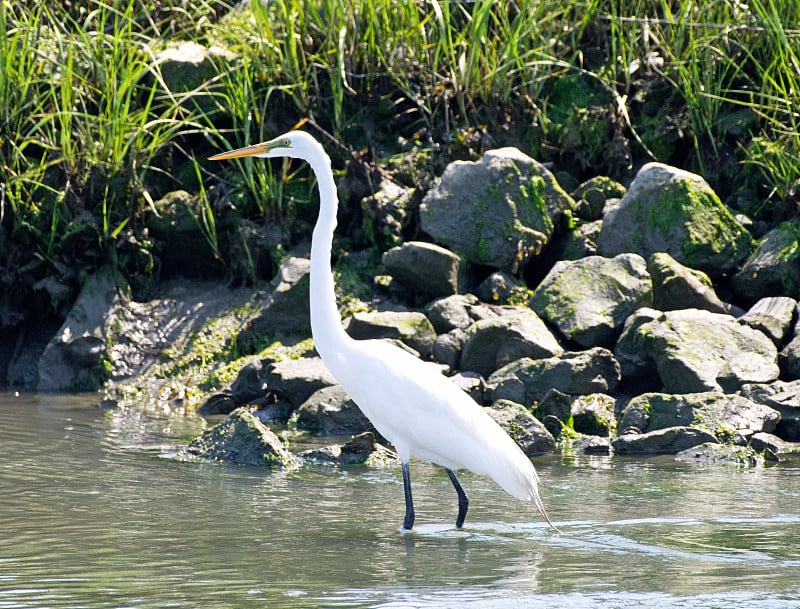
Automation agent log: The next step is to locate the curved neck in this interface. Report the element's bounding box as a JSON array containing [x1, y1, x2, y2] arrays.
[[308, 151, 351, 358]]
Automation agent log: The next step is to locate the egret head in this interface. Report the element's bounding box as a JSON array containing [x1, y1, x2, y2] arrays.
[[208, 130, 321, 162]]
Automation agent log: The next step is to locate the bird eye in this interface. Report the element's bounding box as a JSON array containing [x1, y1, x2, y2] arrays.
[[283, 139, 291, 146]]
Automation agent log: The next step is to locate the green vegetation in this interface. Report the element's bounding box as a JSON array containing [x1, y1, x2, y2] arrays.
[[1, 0, 799, 314]]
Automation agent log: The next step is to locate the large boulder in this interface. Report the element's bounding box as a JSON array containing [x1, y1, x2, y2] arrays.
[[615, 308, 779, 392], [460, 307, 562, 376], [236, 257, 310, 348], [382, 241, 462, 299], [38, 267, 118, 391], [646, 252, 727, 313], [486, 400, 557, 455], [262, 356, 336, 406], [420, 147, 575, 272], [185, 408, 297, 467], [345, 310, 437, 356], [596, 163, 752, 277], [617, 392, 780, 444], [530, 253, 652, 347], [612, 426, 718, 455], [486, 347, 621, 404], [294, 385, 371, 436], [740, 380, 800, 441], [738, 296, 797, 346], [425, 294, 485, 333], [731, 221, 800, 303]]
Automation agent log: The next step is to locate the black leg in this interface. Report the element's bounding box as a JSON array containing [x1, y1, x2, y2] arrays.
[[446, 468, 469, 528], [402, 462, 415, 530]]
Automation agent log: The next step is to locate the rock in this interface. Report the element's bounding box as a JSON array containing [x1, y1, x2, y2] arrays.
[[782, 331, 800, 380], [262, 357, 336, 406], [154, 42, 235, 113], [572, 176, 627, 219], [345, 310, 436, 356], [731, 221, 800, 303], [420, 147, 575, 272], [475, 271, 521, 304], [338, 432, 398, 466], [425, 294, 483, 333], [749, 432, 800, 458], [738, 296, 797, 346], [596, 162, 752, 277], [460, 307, 562, 376], [612, 426, 718, 455], [449, 371, 485, 403], [198, 392, 237, 416], [185, 408, 297, 467], [487, 400, 557, 455], [146, 190, 225, 278], [615, 308, 779, 393], [537, 388, 573, 435], [646, 252, 727, 313], [530, 253, 652, 347], [571, 393, 617, 437], [675, 443, 764, 467], [360, 178, 413, 249], [382, 241, 462, 299], [740, 380, 800, 441], [430, 328, 465, 370], [559, 220, 602, 260], [299, 444, 342, 465], [237, 257, 311, 345], [38, 267, 118, 392], [229, 359, 268, 404], [486, 347, 621, 405], [570, 434, 612, 455], [294, 385, 371, 436], [617, 392, 780, 444]]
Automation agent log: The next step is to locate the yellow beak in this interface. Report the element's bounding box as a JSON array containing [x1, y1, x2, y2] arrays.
[[208, 141, 273, 161]]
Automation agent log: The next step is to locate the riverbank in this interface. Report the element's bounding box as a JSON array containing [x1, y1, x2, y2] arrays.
[[2, 1, 800, 465]]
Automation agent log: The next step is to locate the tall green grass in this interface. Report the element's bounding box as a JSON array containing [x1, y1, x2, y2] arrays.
[[1, 0, 798, 285]]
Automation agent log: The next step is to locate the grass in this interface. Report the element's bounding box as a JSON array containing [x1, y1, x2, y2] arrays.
[[1, 0, 799, 298]]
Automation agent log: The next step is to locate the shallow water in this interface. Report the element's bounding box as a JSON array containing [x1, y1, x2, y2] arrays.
[[1, 392, 799, 609]]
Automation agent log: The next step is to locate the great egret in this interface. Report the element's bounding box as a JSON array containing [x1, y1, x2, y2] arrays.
[[210, 131, 556, 531]]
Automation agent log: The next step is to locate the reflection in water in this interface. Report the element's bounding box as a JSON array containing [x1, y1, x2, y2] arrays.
[[1, 392, 799, 609]]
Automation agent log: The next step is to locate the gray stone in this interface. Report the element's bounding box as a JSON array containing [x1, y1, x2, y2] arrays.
[[612, 426, 718, 455], [739, 296, 797, 346], [360, 178, 413, 249], [460, 307, 562, 376], [487, 400, 557, 455], [675, 443, 764, 467], [230, 359, 268, 404], [346, 310, 436, 356], [237, 257, 311, 345], [431, 329, 465, 370], [425, 294, 482, 333], [338, 432, 398, 466], [186, 408, 297, 467], [420, 147, 575, 272], [596, 162, 752, 277], [740, 380, 800, 441], [475, 271, 521, 304], [781, 331, 800, 380], [614, 308, 779, 393], [263, 357, 336, 407], [571, 393, 617, 437], [38, 267, 117, 392], [294, 385, 371, 436], [382, 241, 461, 299], [449, 371, 485, 403], [749, 432, 800, 458], [731, 221, 800, 303], [530, 253, 652, 347], [198, 392, 237, 416], [299, 444, 342, 465], [618, 392, 779, 444], [647, 252, 727, 313], [486, 347, 621, 405], [560, 220, 602, 260]]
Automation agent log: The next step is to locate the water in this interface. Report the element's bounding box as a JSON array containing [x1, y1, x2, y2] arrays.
[[1, 392, 799, 609]]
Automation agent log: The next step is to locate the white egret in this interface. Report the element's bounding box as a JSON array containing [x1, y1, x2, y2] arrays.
[[210, 131, 556, 531]]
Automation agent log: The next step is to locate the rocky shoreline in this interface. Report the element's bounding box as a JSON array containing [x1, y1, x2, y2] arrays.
[[6, 149, 800, 468]]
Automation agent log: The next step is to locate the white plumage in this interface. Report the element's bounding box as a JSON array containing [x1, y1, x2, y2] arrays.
[[210, 131, 555, 531]]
